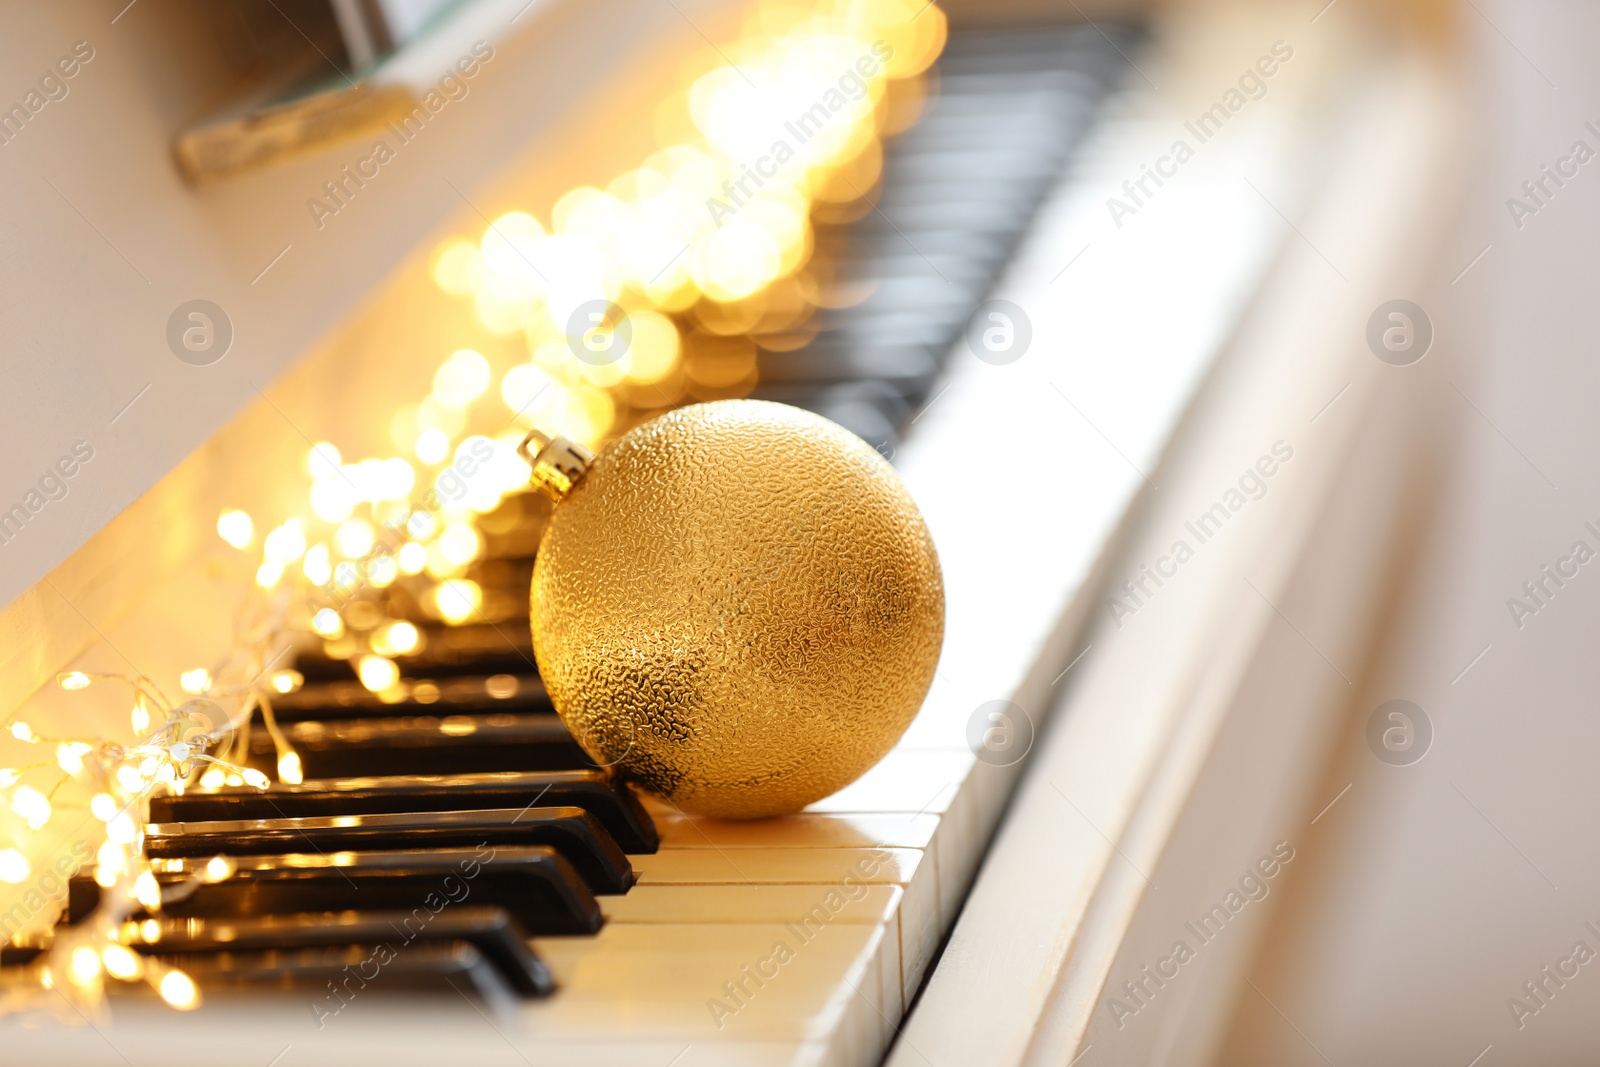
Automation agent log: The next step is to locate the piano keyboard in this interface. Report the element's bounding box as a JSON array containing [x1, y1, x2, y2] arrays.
[[1, 14, 1154, 1067]]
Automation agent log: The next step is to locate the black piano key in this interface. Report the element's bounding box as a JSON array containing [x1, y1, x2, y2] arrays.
[[163, 941, 521, 1008], [296, 623, 537, 684], [248, 713, 594, 777], [149, 770, 660, 853], [127, 907, 553, 997], [123, 847, 601, 935], [147, 807, 633, 894], [266, 674, 552, 723]]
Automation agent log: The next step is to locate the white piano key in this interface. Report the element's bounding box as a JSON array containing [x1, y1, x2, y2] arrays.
[[628, 847, 935, 1011], [649, 811, 940, 850], [603, 884, 901, 925], [604, 884, 906, 1030], [527, 922, 886, 1048]]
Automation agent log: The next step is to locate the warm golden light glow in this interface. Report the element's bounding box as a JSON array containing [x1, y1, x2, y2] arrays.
[[101, 944, 140, 980], [134, 870, 162, 910], [357, 655, 401, 692], [216, 509, 254, 550], [431, 579, 482, 624], [311, 608, 345, 639], [11, 785, 51, 829], [57, 671, 91, 690], [270, 670, 304, 694], [372, 620, 420, 656], [55, 741, 91, 776], [158, 969, 199, 1010], [0, 849, 29, 884], [277, 750, 304, 785], [335, 518, 376, 559]]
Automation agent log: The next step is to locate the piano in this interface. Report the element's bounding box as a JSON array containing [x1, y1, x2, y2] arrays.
[[0, 0, 1459, 1064]]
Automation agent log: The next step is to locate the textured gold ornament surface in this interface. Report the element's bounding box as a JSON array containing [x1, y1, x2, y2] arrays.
[[530, 400, 944, 819]]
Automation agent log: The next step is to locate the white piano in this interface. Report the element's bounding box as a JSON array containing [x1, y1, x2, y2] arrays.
[[0, 0, 1459, 1063]]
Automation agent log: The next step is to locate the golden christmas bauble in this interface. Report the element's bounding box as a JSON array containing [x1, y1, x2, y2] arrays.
[[522, 400, 944, 819]]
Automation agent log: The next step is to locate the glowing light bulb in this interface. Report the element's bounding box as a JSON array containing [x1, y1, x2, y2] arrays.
[[335, 518, 375, 559], [179, 669, 211, 695], [433, 349, 492, 407], [131, 700, 151, 734], [431, 238, 485, 295], [367, 552, 400, 588], [70, 946, 101, 985], [372, 620, 420, 656], [303, 544, 333, 585], [102, 944, 140, 980], [263, 519, 308, 565], [415, 428, 451, 464], [10, 722, 36, 742], [199, 767, 225, 790], [216, 509, 254, 550], [202, 855, 236, 883], [398, 541, 428, 575], [11, 785, 52, 829], [56, 741, 91, 776], [91, 793, 118, 821], [241, 769, 270, 790], [134, 870, 162, 910], [307, 442, 342, 479], [270, 670, 304, 694], [115, 765, 143, 793], [437, 523, 483, 566], [311, 609, 345, 639], [57, 671, 91, 690], [0, 849, 29, 884], [159, 969, 199, 1010], [357, 655, 400, 692], [277, 750, 304, 785], [256, 560, 286, 589], [0, 769, 16, 788], [431, 579, 483, 624], [106, 811, 136, 844]]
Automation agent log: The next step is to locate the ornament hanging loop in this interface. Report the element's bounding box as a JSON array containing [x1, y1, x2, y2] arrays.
[[518, 429, 594, 502]]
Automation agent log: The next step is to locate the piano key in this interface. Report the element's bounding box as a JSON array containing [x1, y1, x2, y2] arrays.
[[126, 906, 553, 996], [295, 623, 536, 683], [146, 807, 633, 894], [602, 883, 900, 926], [629, 846, 937, 1004], [265, 673, 552, 723], [163, 941, 520, 1012], [599, 885, 906, 1033], [247, 712, 593, 777], [148, 770, 660, 854], [527, 921, 894, 1056], [116, 847, 600, 935]]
